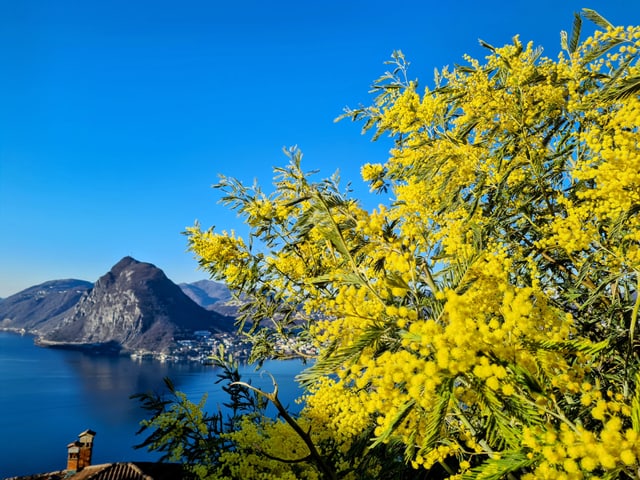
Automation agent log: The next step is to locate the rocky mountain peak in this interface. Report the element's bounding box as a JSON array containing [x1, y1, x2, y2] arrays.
[[96, 256, 160, 288], [104, 256, 139, 278], [41, 257, 233, 354]]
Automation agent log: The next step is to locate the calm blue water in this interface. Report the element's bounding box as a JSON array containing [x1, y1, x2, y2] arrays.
[[0, 331, 305, 478]]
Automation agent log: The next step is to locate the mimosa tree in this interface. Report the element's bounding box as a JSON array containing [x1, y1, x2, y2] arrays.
[[139, 9, 640, 479]]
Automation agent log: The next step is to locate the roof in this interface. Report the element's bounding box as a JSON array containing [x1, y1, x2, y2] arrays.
[[4, 462, 197, 480]]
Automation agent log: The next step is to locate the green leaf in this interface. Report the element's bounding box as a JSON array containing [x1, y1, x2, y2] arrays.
[[479, 39, 496, 52], [370, 399, 416, 448], [569, 12, 582, 53], [582, 8, 614, 31], [307, 272, 363, 286], [605, 74, 640, 101], [581, 37, 625, 65], [632, 373, 640, 432], [297, 322, 394, 387], [462, 451, 535, 480]]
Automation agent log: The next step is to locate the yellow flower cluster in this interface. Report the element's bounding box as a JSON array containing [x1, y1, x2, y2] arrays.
[[522, 404, 640, 479], [360, 163, 386, 191], [185, 226, 250, 285], [537, 96, 640, 270], [379, 82, 421, 134], [304, 250, 590, 469]]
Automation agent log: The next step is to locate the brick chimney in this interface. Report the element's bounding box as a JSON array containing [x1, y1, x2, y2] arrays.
[[66, 429, 96, 472], [78, 429, 96, 468], [66, 441, 81, 471]]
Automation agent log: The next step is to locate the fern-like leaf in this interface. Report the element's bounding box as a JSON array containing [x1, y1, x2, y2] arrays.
[[569, 12, 582, 53], [582, 8, 613, 31], [462, 451, 535, 480], [418, 378, 454, 452], [370, 399, 416, 448]]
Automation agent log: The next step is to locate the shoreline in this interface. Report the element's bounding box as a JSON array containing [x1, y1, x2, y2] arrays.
[[0, 328, 250, 364]]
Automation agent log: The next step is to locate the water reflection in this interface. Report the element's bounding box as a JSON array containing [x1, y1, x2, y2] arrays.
[[0, 332, 303, 478], [59, 351, 220, 424]]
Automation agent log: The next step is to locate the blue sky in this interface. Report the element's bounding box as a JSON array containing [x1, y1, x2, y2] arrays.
[[1, 1, 638, 297]]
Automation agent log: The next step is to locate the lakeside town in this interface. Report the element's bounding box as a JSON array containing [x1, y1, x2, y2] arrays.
[[132, 329, 318, 364], [0, 326, 317, 365]]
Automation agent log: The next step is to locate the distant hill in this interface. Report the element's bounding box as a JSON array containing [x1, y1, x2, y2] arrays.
[[39, 257, 234, 354], [179, 279, 231, 307], [179, 279, 242, 317], [0, 279, 93, 333]]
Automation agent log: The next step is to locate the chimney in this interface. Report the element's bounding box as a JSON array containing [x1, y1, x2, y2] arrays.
[[66, 441, 81, 472], [66, 429, 96, 472], [78, 429, 96, 468]]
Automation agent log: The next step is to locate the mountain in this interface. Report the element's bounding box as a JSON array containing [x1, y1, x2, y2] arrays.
[[179, 279, 231, 307], [179, 279, 242, 317], [39, 257, 234, 354], [0, 279, 93, 333]]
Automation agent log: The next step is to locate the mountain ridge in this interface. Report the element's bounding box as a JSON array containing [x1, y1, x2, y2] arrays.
[[0, 257, 236, 355], [178, 279, 241, 317], [0, 279, 93, 333]]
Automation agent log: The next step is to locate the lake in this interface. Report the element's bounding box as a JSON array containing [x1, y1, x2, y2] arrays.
[[0, 331, 305, 478]]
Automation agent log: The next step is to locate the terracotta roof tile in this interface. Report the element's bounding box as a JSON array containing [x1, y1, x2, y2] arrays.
[[5, 462, 196, 480]]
